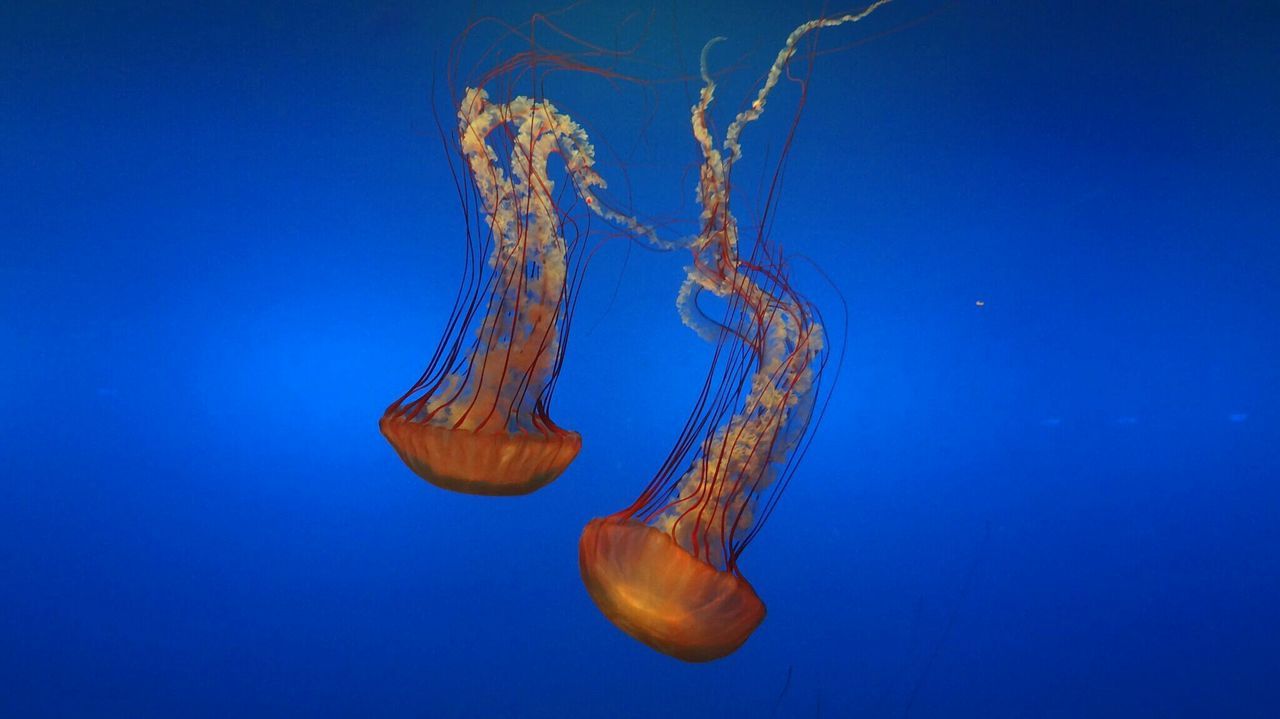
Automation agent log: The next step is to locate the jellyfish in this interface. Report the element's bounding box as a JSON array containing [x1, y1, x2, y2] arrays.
[[380, 90, 592, 495], [579, 2, 894, 661], [381, 22, 667, 496]]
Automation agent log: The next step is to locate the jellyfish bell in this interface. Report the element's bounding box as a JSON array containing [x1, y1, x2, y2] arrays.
[[380, 416, 581, 496], [580, 517, 765, 662]]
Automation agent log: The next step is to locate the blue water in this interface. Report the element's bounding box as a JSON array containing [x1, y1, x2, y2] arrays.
[[3, 1, 1278, 716]]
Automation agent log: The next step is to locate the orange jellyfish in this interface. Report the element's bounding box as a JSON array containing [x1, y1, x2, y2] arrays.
[[580, 2, 893, 661], [381, 21, 666, 496]]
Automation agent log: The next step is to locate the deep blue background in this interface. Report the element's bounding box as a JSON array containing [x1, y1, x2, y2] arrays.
[[3, 1, 1278, 716]]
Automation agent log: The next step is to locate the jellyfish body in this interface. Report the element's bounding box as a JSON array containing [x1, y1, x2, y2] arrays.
[[580, 517, 766, 662], [382, 88, 616, 495], [580, 2, 892, 660]]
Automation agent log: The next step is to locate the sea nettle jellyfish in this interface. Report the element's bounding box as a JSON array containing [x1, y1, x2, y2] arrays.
[[580, 2, 893, 661], [381, 20, 663, 496]]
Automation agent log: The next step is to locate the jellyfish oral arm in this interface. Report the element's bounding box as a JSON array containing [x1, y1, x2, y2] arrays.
[[723, 0, 897, 163]]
